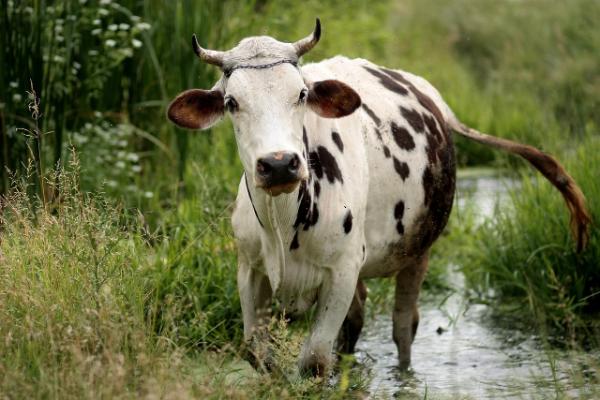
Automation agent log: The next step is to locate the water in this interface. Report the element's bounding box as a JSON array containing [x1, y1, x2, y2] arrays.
[[355, 172, 596, 399]]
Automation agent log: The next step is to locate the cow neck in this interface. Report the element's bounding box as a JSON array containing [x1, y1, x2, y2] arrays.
[[246, 178, 303, 239], [246, 177, 311, 295]]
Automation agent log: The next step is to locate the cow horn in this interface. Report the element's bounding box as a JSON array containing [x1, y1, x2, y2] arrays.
[[293, 18, 321, 57], [192, 34, 225, 68]]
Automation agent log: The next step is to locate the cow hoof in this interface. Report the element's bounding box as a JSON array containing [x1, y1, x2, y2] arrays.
[[243, 338, 275, 373], [398, 358, 411, 371], [299, 353, 330, 378]]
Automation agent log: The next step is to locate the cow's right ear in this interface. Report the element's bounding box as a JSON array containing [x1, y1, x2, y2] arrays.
[[167, 89, 224, 130]]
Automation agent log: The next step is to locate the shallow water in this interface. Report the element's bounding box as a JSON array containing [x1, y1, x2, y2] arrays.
[[356, 172, 596, 399]]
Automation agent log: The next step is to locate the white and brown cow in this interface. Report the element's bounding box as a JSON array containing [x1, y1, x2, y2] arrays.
[[167, 20, 590, 377]]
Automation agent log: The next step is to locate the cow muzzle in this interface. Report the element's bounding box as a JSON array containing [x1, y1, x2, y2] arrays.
[[255, 151, 304, 196]]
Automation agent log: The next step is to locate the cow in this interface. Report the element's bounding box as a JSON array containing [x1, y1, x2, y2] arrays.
[[167, 19, 590, 377]]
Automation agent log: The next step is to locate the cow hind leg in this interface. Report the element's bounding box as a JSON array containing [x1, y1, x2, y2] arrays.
[[336, 279, 367, 354], [393, 254, 428, 370]]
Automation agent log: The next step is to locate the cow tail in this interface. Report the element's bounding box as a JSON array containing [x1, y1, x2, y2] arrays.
[[448, 117, 591, 252]]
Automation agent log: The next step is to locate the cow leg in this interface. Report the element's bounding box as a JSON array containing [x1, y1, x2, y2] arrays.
[[336, 279, 367, 354], [237, 263, 273, 370], [393, 254, 428, 370], [299, 264, 360, 377]]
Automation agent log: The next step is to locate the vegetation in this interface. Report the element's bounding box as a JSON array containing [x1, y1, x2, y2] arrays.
[[461, 137, 600, 339], [0, 0, 598, 398]]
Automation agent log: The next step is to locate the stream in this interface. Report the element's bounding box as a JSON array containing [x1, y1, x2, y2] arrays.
[[356, 171, 596, 399]]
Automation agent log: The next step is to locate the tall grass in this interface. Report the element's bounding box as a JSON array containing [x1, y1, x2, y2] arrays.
[[0, 162, 372, 398]]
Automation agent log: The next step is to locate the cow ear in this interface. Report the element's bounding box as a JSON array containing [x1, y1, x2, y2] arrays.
[[307, 80, 361, 118], [167, 89, 224, 130]]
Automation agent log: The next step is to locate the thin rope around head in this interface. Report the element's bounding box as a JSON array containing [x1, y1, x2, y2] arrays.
[[224, 59, 298, 77]]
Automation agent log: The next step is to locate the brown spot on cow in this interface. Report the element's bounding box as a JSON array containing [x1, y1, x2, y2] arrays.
[[383, 145, 391, 158], [400, 107, 424, 133], [422, 113, 443, 143], [343, 210, 353, 234], [362, 103, 382, 126], [295, 181, 320, 231], [314, 180, 321, 197], [414, 136, 457, 253], [394, 200, 405, 235], [310, 146, 343, 184], [381, 68, 449, 139], [393, 157, 410, 180], [422, 167, 434, 206], [331, 131, 344, 152], [364, 66, 409, 96], [391, 122, 416, 151], [290, 232, 300, 250]]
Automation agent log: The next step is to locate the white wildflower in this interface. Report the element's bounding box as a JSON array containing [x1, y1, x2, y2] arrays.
[[132, 39, 142, 48], [136, 22, 151, 31], [98, 8, 109, 16], [119, 23, 130, 31], [92, 28, 102, 36], [144, 191, 154, 199], [12, 93, 22, 102], [100, 0, 111, 4], [105, 39, 117, 47], [126, 153, 139, 162], [120, 48, 133, 57], [93, 19, 101, 25], [88, 50, 99, 56], [9, 81, 18, 88], [108, 24, 118, 31]]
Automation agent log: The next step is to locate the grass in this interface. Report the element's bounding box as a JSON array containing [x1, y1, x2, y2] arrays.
[[0, 162, 373, 399]]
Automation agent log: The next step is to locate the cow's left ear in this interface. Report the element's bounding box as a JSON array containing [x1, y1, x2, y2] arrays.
[[307, 80, 361, 118]]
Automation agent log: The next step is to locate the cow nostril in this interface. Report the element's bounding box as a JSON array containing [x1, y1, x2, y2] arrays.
[[257, 159, 271, 175], [289, 154, 300, 171]]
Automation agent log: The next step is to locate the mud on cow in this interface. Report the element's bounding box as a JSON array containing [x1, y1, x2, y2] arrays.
[[167, 19, 591, 377]]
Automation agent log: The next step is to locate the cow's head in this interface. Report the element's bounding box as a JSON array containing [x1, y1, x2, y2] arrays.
[[167, 19, 361, 196]]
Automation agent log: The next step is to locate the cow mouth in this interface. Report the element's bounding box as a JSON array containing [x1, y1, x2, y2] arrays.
[[261, 179, 302, 197]]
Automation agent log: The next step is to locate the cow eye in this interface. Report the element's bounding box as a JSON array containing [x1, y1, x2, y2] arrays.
[[224, 96, 239, 113], [298, 89, 308, 104]]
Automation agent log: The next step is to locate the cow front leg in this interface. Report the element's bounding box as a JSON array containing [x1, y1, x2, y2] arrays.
[[237, 263, 273, 370], [336, 279, 367, 354], [299, 266, 360, 377], [393, 254, 428, 370]]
